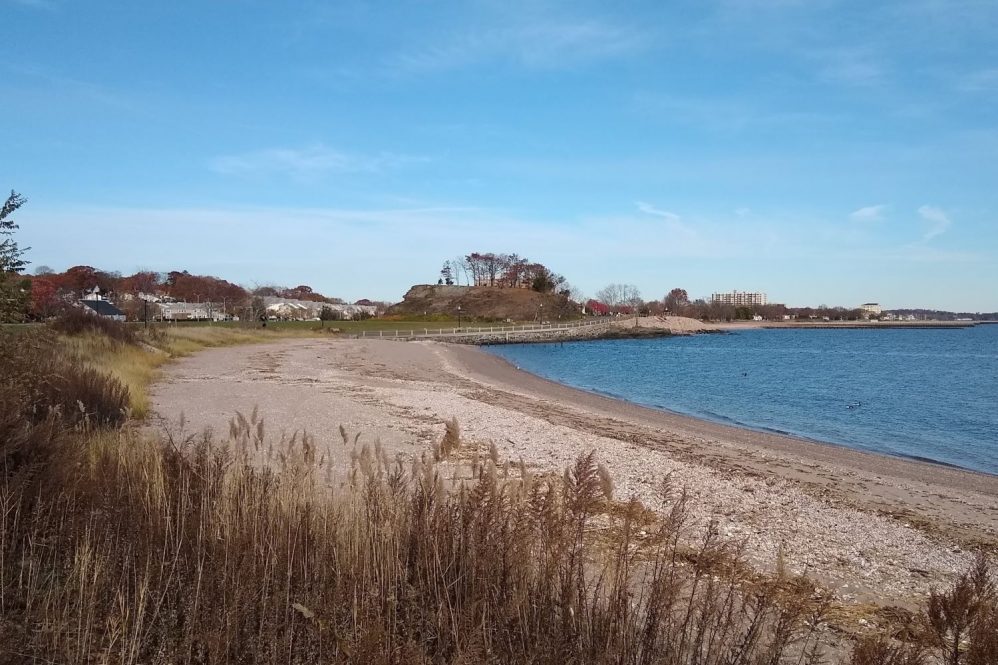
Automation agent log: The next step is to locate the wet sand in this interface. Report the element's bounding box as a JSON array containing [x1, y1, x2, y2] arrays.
[[149, 337, 998, 613]]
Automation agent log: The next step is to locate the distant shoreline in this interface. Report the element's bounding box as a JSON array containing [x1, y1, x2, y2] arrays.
[[716, 320, 977, 330], [464, 316, 976, 346]]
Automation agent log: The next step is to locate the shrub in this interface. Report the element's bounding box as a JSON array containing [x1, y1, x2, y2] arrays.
[[50, 307, 136, 344], [45, 362, 131, 427], [0, 328, 130, 430], [849, 638, 926, 665], [927, 553, 998, 665], [0, 331, 72, 511]]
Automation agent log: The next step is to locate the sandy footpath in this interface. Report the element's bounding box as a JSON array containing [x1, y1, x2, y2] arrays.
[[149, 337, 998, 612]]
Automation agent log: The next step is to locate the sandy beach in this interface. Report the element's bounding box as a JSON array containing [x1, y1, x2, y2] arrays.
[[149, 337, 998, 618]]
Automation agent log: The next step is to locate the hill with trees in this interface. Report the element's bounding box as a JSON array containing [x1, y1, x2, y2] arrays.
[[387, 285, 579, 321], [388, 252, 580, 321]]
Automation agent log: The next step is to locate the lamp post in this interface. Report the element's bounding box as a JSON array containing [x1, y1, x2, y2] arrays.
[[539, 303, 544, 323], [457, 305, 462, 331]]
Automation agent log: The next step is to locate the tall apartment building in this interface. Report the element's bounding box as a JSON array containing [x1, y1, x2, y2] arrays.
[[711, 290, 768, 306]]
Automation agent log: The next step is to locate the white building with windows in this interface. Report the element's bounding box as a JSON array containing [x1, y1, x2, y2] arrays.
[[860, 303, 882, 315], [711, 290, 768, 306], [158, 302, 228, 321]]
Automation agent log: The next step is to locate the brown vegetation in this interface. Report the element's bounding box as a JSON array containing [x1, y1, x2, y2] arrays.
[[50, 306, 137, 344], [388, 284, 579, 321], [1, 324, 996, 664]]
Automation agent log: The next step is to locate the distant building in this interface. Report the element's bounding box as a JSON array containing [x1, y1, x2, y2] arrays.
[[82, 285, 107, 301], [81, 299, 126, 322], [158, 302, 227, 321], [261, 297, 376, 320], [711, 291, 768, 307], [121, 291, 164, 303], [860, 303, 882, 315], [79, 287, 126, 321]]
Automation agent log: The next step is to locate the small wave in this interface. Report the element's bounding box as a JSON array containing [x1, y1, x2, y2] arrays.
[[894, 452, 967, 470]]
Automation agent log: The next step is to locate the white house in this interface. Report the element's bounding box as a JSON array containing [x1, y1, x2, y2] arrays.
[[79, 286, 126, 321]]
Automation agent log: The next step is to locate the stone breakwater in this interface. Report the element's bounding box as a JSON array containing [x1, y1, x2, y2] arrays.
[[450, 324, 684, 345], [359, 316, 717, 345]]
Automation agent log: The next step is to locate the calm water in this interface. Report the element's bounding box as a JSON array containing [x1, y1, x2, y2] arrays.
[[485, 325, 998, 475]]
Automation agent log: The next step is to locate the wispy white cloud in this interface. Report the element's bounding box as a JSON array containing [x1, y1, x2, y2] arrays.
[[392, 19, 644, 73], [210, 145, 426, 179], [877, 245, 977, 262], [958, 68, 998, 92], [917, 205, 952, 241], [8, 0, 57, 9], [4, 63, 136, 109], [813, 48, 887, 86], [635, 201, 681, 221], [632, 92, 844, 133], [849, 204, 888, 222]]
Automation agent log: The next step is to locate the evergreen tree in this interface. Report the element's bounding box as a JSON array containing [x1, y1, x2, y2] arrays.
[[0, 191, 30, 322]]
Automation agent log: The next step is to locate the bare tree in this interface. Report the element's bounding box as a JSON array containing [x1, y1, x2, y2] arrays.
[[663, 287, 690, 313], [452, 256, 470, 286], [596, 283, 641, 309]]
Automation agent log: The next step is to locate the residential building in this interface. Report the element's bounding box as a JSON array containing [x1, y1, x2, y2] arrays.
[[81, 299, 126, 321], [261, 297, 376, 320], [158, 301, 227, 321], [859, 303, 882, 315], [711, 291, 768, 306], [79, 286, 126, 321]]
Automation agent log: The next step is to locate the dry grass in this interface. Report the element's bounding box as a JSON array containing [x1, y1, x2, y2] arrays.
[[2, 324, 996, 664], [52, 315, 322, 418], [1, 418, 837, 664]]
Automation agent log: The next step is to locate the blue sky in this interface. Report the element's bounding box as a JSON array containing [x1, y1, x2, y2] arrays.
[[3, 0, 997, 310]]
